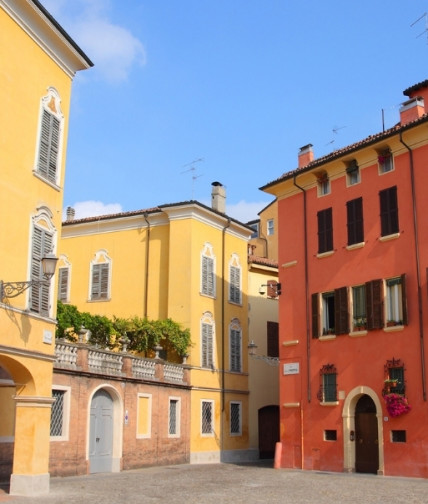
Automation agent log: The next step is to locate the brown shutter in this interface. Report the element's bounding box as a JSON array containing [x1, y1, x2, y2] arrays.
[[366, 279, 384, 329], [335, 286, 349, 335], [312, 293, 319, 338], [267, 321, 279, 357]]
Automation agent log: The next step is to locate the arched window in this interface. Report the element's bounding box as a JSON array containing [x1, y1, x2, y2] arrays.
[[201, 311, 215, 368], [201, 243, 216, 297]]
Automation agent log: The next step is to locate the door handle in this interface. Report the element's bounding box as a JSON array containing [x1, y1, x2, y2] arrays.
[[96, 437, 100, 442]]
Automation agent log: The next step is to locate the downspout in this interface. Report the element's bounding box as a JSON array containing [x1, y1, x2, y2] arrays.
[[143, 212, 151, 319], [399, 134, 426, 401], [293, 175, 311, 403], [221, 217, 231, 456]]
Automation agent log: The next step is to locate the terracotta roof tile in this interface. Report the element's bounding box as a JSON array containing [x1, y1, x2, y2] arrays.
[[248, 255, 278, 268]]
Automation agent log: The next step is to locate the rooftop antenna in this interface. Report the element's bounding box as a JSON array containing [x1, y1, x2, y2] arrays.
[[411, 12, 428, 44], [180, 158, 204, 199]]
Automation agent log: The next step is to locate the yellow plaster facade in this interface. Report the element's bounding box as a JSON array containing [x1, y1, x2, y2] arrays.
[[0, 0, 91, 495]]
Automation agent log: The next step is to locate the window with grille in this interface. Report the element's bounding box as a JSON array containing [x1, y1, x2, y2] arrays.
[[229, 265, 241, 304], [230, 402, 241, 435], [317, 364, 337, 403], [384, 358, 406, 396], [317, 207, 333, 253], [36, 89, 63, 185], [346, 197, 364, 245], [201, 322, 214, 368], [379, 186, 399, 236], [230, 326, 241, 373], [201, 400, 214, 435], [50, 389, 66, 437], [30, 225, 53, 315], [58, 267, 69, 302], [169, 398, 180, 437]]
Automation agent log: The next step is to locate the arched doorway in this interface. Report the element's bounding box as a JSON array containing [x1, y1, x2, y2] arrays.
[[258, 405, 279, 459], [355, 395, 379, 474], [89, 389, 114, 473]]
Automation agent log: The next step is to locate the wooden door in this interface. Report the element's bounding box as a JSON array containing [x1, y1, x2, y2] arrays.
[[89, 389, 113, 473], [355, 395, 378, 474], [258, 405, 279, 459]]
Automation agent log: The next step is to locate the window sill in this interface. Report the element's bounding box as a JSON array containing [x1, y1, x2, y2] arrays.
[[33, 170, 61, 191], [87, 298, 111, 302], [384, 325, 404, 333], [317, 250, 335, 259], [320, 401, 339, 406], [346, 242, 365, 251], [349, 329, 368, 337], [319, 334, 336, 341], [379, 232, 400, 242]]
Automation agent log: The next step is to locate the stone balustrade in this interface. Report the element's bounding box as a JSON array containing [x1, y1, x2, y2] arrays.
[[164, 363, 184, 383], [55, 342, 78, 369]]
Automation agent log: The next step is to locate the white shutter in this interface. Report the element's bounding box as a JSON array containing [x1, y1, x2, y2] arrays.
[[230, 329, 241, 372], [201, 256, 214, 296], [30, 227, 52, 314], [58, 268, 69, 302], [38, 109, 60, 183], [201, 323, 213, 368], [229, 266, 241, 304]]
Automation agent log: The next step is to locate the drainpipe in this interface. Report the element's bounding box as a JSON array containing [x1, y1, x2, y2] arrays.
[[399, 134, 426, 401], [143, 212, 151, 319], [221, 217, 231, 457], [293, 175, 311, 403]]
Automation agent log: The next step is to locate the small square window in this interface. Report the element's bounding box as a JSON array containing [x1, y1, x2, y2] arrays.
[[324, 430, 337, 441], [391, 430, 406, 443]]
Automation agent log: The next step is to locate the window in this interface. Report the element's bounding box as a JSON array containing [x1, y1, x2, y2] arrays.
[[346, 197, 364, 245], [352, 285, 367, 330], [386, 276, 406, 325], [312, 287, 348, 338], [90, 250, 111, 300], [230, 402, 242, 435], [267, 321, 279, 358], [317, 208, 333, 253], [30, 218, 55, 315], [267, 219, 274, 236], [378, 148, 393, 174], [317, 172, 330, 196], [229, 320, 241, 373], [324, 430, 337, 441], [317, 364, 337, 403], [137, 394, 152, 438], [384, 358, 406, 396], [249, 221, 259, 238], [379, 186, 399, 236], [201, 312, 214, 368], [346, 160, 360, 185], [229, 254, 241, 304], [168, 398, 180, 437], [201, 243, 215, 297], [391, 430, 406, 443], [35, 88, 63, 185], [201, 400, 214, 435], [50, 386, 70, 440], [58, 267, 70, 302]]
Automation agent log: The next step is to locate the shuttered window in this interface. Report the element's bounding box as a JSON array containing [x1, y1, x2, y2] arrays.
[[386, 275, 407, 325], [312, 287, 348, 337], [366, 279, 384, 329], [229, 265, 241, 304], [230, 328, 241, 372], [334, 286, 349, 335], [312, 293, 319, 339], [91, 263, 109, 300], [37, 109, 60, 184], [201, 323, 213, 368], [267, 321, 279, 358], [30, 226, 53, 315], [58, 267, 69, 302], [346, 197, 364, 245], [380, 186, 399, 236], [317, 208, 333, 253], [201, 255, 214, 296]]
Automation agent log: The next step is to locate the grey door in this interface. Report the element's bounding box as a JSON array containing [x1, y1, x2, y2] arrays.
[[89, 389, 113, 473]]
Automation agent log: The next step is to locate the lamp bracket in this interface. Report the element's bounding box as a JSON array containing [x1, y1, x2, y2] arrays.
[[0, 278, 50, 300]]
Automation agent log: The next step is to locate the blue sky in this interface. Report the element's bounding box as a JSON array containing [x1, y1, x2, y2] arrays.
[[42, 0, 428, 223]]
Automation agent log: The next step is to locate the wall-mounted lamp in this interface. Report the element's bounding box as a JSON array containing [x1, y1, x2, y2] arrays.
[[258, 281, 281, 297], [247, 340, 279, 366], [0, 252, 58, 300]]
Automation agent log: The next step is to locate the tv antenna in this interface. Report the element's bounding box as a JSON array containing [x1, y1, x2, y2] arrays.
[[180, 158, 204, 199], [411, 12, 428, 44]]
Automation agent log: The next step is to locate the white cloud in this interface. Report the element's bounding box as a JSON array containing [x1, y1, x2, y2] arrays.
[[225, 200, 271, 224], [42, 0, 146, 83], [64, 201, 123, 220]]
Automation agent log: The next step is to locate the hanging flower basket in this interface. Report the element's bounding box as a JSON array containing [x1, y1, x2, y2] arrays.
[[384, 393, 411, 417]]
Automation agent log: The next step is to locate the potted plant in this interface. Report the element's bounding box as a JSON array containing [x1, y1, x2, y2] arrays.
[[384, 393, 411, 417], [354, 318, 367, 331]]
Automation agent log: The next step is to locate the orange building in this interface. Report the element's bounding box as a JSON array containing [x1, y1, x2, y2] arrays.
[[262, 79, 428, 478]]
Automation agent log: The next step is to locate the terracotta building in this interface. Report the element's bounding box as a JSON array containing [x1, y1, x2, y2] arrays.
[[261, 79, 428, 478]]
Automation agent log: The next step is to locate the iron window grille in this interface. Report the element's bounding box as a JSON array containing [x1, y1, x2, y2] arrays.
[[50, 389, 65, 436], [317, 364, 337, 402], [383, 358, 406, 396], [201, 401, 213, 434]]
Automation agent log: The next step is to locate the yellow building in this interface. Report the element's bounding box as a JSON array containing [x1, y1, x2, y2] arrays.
[[60, 184, 253, 463], [0, 0, 92, 495]]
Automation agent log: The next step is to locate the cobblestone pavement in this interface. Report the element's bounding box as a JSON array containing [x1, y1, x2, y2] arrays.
[[2, 463, 428, 504]]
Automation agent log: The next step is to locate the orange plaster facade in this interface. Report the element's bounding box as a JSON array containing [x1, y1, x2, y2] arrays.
[[262, 79, 428, 478]]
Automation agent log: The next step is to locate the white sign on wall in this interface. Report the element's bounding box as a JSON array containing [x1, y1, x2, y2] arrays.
[[43, 330, 53, 344], [283, 362, 299, 375]]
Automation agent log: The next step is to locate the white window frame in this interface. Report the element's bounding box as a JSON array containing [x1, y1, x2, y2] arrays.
[[321, 291, 335, 335], [229, 253, 242, 305], [267, 219, 274, 236], [351, 285, 366, 330], [50, 385, 71, 441], [168, 396, 181, 438], [229, 319, 242, 373], [230, 401, 242, 436], [89, 250, 111, 301], [136, 393, 152, 439], [34, 87, 64, 187], [200, 243, 216, 297], [201, 312, 215, 369], [201, 399, 214, 437], [386, 277, 403, 324]]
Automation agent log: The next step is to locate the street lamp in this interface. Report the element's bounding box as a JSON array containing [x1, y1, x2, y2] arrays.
[[0, 252, 58, 300], [247, 339, 279, 366], [258, 282, 281, 297]]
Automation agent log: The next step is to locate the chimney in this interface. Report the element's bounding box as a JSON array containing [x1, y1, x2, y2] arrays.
[[400, 97, 425, 125], [66, 206, 76, 221], [211, 182, 226, 213], [298, 144, 314, 168]]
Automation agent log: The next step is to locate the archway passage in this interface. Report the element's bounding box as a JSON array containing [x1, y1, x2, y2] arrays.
[[258, 405, 279, 459], [355, 394, 379, 474], [89, 389, 114, 473]]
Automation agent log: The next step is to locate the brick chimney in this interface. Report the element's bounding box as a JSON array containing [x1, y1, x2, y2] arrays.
[[211, 182, 226, 213], [400, 97, 425, 125], [66, 206, 75, 221], [298, 144, 314, 168]]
